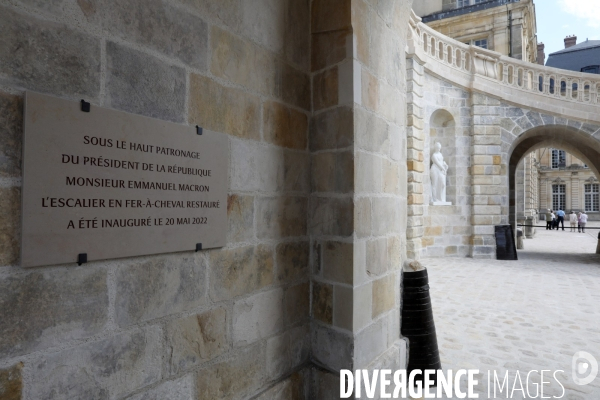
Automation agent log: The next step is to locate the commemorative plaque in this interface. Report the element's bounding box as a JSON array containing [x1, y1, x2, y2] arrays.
[[21, 92, 228, 267]]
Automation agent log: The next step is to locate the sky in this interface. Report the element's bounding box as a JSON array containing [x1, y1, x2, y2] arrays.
[[536, 0, 600, 62]]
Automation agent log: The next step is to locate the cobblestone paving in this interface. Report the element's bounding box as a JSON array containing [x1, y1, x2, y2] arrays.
[[423, 223, 600, 399]]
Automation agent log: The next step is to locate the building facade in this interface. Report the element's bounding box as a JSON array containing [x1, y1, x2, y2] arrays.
[[406, 7, 600, 260], [413, 2, 600, 224], [414, 0, 538, 62], [533, 149, 599, 218], [530, 35, 600, 220]]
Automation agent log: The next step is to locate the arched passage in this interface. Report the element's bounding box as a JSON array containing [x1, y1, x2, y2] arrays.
[[508, 125, 600, 229]]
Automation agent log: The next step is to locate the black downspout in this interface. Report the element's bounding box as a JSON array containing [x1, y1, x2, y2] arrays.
[[508, 9, 513, 57]]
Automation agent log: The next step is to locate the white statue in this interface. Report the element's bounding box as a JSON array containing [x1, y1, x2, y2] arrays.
[[430, 142, 451, 205]]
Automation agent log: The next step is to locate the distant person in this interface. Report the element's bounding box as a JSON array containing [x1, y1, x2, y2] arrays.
[[569, 211, 578, 232], [556, 209, 565, 231], [545, 209, 553, 230], [580, 211, 588, 233], [551, 210, 557, 230], [578, 212, 582, 233]]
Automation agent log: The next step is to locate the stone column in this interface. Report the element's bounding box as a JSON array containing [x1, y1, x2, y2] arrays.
[[309, 0, 412, 395], [540, 178, 548, 211], [350, 0, 410, 377], [516, 158, 525, 220], [523, 153, 536, 218], [406, 55, 426, 260], [309, 0, 356, 390], [511, 23, 524, 60], [571, 175, 580, 210], [567, 177, 573, 211], [470, 93, 504, 258]]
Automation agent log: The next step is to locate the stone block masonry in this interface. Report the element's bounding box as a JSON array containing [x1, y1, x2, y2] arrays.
[[307, 0, 411, 395], [0, 0, 311, 398], [406, 51, 474, 259], [416, 79, 504, 259], [0, 0, 414, 399], [0, 8, 101, 99], [106, 42, 187, 123], [406, 55, 426, 260]]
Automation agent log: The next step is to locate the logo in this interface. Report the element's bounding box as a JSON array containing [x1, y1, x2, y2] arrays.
[[572, 351, 598, 386]]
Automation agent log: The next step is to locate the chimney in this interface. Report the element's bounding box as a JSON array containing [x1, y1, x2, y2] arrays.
[[564, 35, 577, 49], [537, 43, 545, 65]]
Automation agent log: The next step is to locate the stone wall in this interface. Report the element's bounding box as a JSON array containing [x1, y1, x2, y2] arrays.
[[515, 152, 537, 222], [0, 1, 313, 398], [309, 0, 356, 389], [0, 0, 416, 398], [309, 0, 412, 394], [351, 0, 410, 376], [405, 65, 473, 259], [516, 158, 526, 219], [421, 74, 472, 258]]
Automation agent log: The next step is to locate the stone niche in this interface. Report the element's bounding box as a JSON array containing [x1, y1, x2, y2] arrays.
[[428, 109, 456, 205], [421, 99, 472, 257]]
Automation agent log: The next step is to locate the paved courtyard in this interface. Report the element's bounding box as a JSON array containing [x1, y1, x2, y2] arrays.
[[425, 223, 600, 399]]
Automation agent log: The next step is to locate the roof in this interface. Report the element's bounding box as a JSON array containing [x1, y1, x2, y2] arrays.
[[549, 40, 600, 55], [546, 40, 600, 72]]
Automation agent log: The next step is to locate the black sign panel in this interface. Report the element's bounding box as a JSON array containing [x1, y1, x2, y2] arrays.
[[495, 225, 518, 260]]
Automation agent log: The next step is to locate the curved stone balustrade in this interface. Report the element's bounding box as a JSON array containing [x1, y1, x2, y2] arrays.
[[408, 11, 600, 123], [405, 10, 600, 260]]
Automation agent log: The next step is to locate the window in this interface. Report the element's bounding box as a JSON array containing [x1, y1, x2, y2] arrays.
[[458, 0, 487, 6], [585, 184, 599, 212], [581, 65, 600, 74], [552, 185, 566, 211], [551, 149, 566, 169], [474, 39, 488, 49], [466, 38, 489, 49]]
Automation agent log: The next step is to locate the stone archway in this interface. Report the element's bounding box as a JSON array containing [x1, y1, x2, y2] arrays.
[[508, 124, 600, 230], [469, 100, 600, 258]]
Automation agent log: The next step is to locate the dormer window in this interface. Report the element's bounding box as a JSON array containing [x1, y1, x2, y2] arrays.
[[581, 65, 600, 74]]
